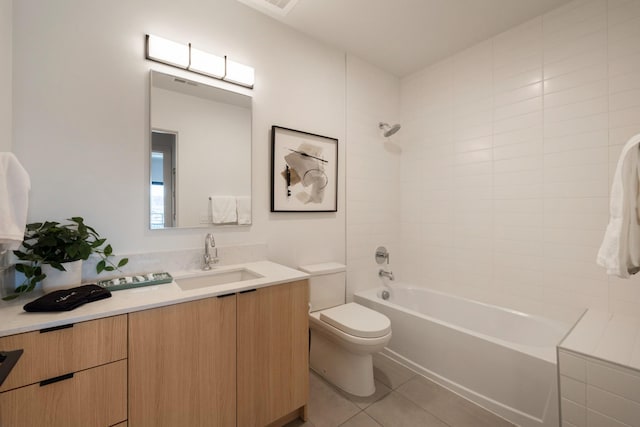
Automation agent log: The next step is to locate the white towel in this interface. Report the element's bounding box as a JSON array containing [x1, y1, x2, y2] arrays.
[[236, 196, 251, 225], [597, 133, 640, 278], [210, 196, 237, 224], [0, 153, 31, 250]]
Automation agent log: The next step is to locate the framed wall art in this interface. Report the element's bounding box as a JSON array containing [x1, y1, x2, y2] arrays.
[[271, 126, 338, 212]]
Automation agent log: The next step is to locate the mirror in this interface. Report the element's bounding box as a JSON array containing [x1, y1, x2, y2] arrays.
[[149, 70, 252, 229]]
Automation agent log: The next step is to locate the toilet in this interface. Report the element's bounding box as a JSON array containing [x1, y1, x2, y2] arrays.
[[299, 262, 392, 397]]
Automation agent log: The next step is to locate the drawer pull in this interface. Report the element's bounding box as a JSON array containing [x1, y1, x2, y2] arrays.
[[40, 323, 74, 334], [217, 292, 236, 298], [40, 372, 74, 386], [239, 289, 256, 294]]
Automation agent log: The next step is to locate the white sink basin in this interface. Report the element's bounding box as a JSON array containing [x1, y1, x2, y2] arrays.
[[176, 268, 263, 291]]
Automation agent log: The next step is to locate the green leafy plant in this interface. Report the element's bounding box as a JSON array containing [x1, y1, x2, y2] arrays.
[[2, 217, 128, 301]]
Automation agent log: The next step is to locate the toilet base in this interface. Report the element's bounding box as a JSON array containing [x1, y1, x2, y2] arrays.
[[310, 328, 376, 397]]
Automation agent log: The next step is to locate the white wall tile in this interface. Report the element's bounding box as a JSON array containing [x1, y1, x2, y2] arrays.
[[544, 11, 607, 52], [494, 82, 542, 107], [346, 56, 400, 300], [544, 64, 607, 95], [544, 46, 607, 80], [562, 375, 587, 405], [610, 72, 640, 93], [609, 0, 640, 23], [544, 29, 607, 65], [609, 51, 640, 78], [594, 317, 640, 366], [544, 79, 608, 109], [494, 68, 543, 94], [545, 96, 608, 124], [610, 89, 640, 112], [587, 385, 640, 427], [493, 126, 543, 147], [562, 397, 587, 427], [495, 111, 543, 135], [609, 15, 640, 47], [610, 106, 640, 129], [587, 360, 640, 404], [494, 97, 542, 121], [544, 129, 608, 154], [557, 351, 587, 381], [397, 0, 640, 320], [586, 409, 630, 427], [544, 146, 608, 168]]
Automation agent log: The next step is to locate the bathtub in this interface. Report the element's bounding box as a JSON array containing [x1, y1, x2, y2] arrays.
[[355, 284, 575, 427]]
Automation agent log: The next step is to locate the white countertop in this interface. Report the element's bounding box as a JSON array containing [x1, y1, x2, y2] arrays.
[[559, 309, 640, 372], [0, 261, 308, 338]]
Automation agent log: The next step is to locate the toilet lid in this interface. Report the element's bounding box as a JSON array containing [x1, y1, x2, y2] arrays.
[[319, 303, 391, 338]]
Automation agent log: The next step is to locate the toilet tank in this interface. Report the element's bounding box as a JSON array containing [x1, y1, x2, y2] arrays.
[[298, 262, 346, 312]]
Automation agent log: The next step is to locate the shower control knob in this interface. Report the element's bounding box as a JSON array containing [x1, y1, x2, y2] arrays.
[[375, 246, 389, 264]]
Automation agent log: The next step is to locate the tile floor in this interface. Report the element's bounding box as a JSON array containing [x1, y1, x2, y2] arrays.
[[287, 354, 515, 427]]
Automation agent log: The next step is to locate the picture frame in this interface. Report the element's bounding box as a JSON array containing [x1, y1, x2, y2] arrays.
[[271, 126, 338, 212]]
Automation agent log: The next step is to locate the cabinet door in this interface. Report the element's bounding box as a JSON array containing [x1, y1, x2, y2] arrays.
[[237, 280, 309, 427], [0, 360, 127, 427], [129, 296, 236, 427]]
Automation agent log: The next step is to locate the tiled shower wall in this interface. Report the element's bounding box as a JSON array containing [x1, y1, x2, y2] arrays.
[[346, 56, 401, 300], [399, 0, 640, 318]]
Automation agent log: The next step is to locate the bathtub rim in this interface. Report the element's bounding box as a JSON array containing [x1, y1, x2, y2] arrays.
[[354, 284, 575, 364]]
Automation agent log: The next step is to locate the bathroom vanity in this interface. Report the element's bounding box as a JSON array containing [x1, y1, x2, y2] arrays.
[[0, 261, 309, 427]]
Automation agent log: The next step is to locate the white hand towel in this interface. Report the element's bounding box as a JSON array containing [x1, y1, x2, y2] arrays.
[[597, 133, 640, 277], [236, 196, 251, 225], [210, 196, 237, 224], [0, 153, 31, 250]]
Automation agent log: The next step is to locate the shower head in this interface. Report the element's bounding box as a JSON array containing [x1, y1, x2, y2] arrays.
[[379, 122, 401, 137]]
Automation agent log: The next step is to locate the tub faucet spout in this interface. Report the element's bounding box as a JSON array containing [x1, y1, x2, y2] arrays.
[[379, 269, 394, 281]]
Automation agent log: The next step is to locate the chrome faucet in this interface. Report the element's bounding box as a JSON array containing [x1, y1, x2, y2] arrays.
[[379, 269, 394, 281], [203, 233, 219, 270]]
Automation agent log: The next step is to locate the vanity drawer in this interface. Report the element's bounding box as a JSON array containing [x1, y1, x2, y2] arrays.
[[0, 359, 127, 427], [0, 314, 127, 391]]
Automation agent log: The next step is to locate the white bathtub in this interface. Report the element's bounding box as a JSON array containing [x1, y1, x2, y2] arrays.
[[355, 284, 575, 427]]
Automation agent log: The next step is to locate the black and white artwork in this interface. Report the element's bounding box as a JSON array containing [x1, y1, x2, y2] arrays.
[[271, 126, 338, 212]]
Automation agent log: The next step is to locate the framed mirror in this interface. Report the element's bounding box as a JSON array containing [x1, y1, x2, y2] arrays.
[[149, 70, 252, 229]]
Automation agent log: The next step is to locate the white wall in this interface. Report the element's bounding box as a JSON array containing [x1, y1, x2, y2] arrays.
[[11, 0, 346, 269], [345, 55, 400, 300], [0, 0, 11, 152], [400, 0, 640, 318]]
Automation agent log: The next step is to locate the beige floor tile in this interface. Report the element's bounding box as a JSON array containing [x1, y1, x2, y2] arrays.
[[365, 392, 449, 427], [372, 353, 416, 389], [339, 379, 392, 409], [339, 412, 382, 427], [308, 371, 361, 427], [396, 376, 514, 427]]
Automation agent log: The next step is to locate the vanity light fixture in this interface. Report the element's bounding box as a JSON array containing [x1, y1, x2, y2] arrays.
[[145, 34, 255, 89], [146, 34, 190, 68], [225, 59, 255, 88], [189, 47, 226, 79]]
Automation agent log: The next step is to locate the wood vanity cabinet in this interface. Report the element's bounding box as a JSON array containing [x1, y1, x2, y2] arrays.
[[128, 279, 309, 427], [0, 279, 308, 427], [128, 295, 237, 427], [237, 280, 309, 427], [0, 315, 128, 427]]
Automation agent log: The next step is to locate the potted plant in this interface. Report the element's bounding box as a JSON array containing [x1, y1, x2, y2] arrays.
[[2, 217, 128, 300]]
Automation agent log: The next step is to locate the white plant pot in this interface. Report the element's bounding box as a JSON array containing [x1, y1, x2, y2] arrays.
[[41, 260, 83, 293]]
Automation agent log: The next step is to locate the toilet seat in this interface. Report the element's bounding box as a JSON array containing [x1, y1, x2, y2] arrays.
[[318, 302, 391, 338]]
